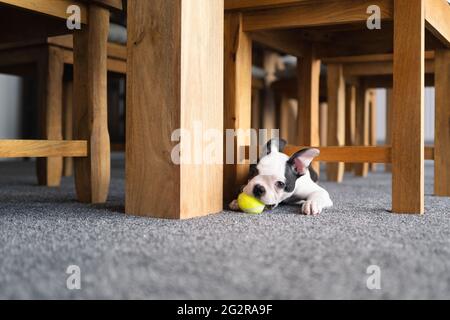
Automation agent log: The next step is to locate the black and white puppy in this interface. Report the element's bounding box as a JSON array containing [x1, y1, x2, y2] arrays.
[[230, 139, 333, 215]]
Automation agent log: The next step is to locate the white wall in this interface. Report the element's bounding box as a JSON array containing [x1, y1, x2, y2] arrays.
[[376, 88, 435, 143], [0, 74, 23, 139]]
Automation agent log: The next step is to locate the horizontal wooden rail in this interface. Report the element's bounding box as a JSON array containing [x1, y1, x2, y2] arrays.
[[0, 0, 88, 23], [62, 49, 127, 74], [0, 140, 87, 158], [49, 35, 127, 61], [343, 60, 435, 77], [323, 51, 435, 64], [225, 0, 309, 11], [242, 0, 393, 31], [283, 146, 434, 163]]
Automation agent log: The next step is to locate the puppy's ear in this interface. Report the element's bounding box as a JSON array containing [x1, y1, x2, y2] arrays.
[[262, 138, 287, 156], [287, 148, 320, 176]]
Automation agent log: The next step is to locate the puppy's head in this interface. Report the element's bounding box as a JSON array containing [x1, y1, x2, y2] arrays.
[[242, 139, 320, 206]]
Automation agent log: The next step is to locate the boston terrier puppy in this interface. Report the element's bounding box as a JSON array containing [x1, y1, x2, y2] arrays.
[[230, 139, 333, 215]]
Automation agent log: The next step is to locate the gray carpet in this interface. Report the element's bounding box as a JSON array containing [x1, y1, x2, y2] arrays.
[[0, 157, 449, 300]]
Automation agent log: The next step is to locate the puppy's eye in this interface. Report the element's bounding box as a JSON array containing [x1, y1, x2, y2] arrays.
[[275, 181, 285, 189]]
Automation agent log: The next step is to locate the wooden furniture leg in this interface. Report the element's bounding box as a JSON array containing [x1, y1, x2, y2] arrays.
[[36, 46, 64, 187], [345, 85, 356, 172], [63, 81, 73, 177], [392, 0, 424, 214], [297, 46, 320, 174], [369, 90, 377, 172], [126, 0, 224, 218], [250, 87, 259, 149], [319, 102, 327, 147], [434, 50, 450, 197], [251, 87, 261, 132], [280, 95, 295, 142], [354, 83, 370, 177], [73, 4, 110, 203], [326, 64, 345, 182], [224, 11, 252, 204], [108, 77, 122, 145], [278, 94, 287, 140], [385, 88, 392, 172]]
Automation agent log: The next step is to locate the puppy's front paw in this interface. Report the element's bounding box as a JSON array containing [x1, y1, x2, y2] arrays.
[[301, 200, 321, 216], [229, 199, 240, 211]]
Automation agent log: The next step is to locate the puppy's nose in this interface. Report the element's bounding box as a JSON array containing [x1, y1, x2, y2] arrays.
[[253, 184, 266, 198]]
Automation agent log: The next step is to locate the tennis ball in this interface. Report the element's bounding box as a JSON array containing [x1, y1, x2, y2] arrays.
[[238, 193, 265, 214]]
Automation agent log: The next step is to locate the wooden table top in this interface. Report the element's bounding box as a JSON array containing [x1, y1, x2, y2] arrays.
[[0, 0, 122, 23], [0, 0, 123, 44], [225, 0, 450, 56], [83, 0, 123, 10], [0, 0, 88, 22], [225, 0, 449, 11]]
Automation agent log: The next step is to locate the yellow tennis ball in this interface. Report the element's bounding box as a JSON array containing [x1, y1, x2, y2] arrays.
[[238, 193, 265, 214]]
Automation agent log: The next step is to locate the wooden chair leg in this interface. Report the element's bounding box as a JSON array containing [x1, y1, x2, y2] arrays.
[[287, 99, 299, 143], [108, 77, 122, 145], [385, 88, 392, 172], [392, 0, 424, 214], [126, 0, 223, 218], [251, 88, 261, 132], [36, 47, 63, 187], [345, 85, 356, 172], [73, 5, 110, 203], [326, 64, 345, 182], [261, 91, 277, 132], [63, 81, 73, 177], [434, 50, 450, 197], [261, 52, 279, 132], [278, 96, 299, 144], [297, 46, 320, 174], [319, 102, 327, 147], [279, 94, 290, 141], [369, 90, 377, 172], [224, 12, 252, 204], [354, 83, 370, 177], [251, 87, 262, 149]]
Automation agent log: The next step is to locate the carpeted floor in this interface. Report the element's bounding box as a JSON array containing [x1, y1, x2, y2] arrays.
[[0, 157, 449, 299]]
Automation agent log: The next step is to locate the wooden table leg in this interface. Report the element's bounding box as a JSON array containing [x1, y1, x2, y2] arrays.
[[224, 11, 252, 204], [369, 90, 377, 172], [36, 46, 63, 187], [326, 64, 345, 182], [279, 94, 290, 141], [319, 102, 328, 147], [73, 4, 110, 203], [385, 88, 393, 172], [434, 50, 450, 197], [251, 87, 261, 132], [63, 81, 73, 177], [126, 0, 224, 218], [392, 0, 424, 214], [354, 82, 369, 177], [297, 46, 320, 174], [280, 97, 299, 143], [345, 85, 356, 172]]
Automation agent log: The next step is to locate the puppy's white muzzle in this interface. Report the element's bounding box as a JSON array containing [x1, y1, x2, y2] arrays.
[[242, 175, 283, 206]]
